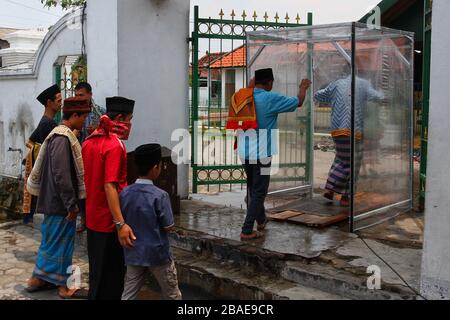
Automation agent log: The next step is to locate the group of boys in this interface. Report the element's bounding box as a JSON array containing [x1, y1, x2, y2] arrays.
[[23, 83, 181, 300]]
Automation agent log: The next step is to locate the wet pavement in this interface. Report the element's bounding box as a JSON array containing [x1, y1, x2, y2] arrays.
[[176, 200, 356, 259]]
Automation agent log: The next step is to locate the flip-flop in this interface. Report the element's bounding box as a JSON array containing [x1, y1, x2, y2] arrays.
[[25, 282, 57, 293], [58, 288, 89, 300], [240, 231, 264, 241]]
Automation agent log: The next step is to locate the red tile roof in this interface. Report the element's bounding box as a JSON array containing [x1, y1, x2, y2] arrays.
[[210, 46, 246, 69]]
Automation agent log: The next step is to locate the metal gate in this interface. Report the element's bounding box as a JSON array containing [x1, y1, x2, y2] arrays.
[[54, 55, 87, 123], [190, 5, 313, 193]]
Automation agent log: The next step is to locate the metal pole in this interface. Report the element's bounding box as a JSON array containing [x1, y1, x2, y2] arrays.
[[350, 22, 356, 233]]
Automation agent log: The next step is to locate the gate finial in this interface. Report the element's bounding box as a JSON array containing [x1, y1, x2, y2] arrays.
[[219, 9, 224, 19], [285, 13, 290, 23], [274, 12, 279, 23], [253, 11, 258, 21], [263, 11, 269, 22], [296, 13, 301, 24], [231, 9, 236, 20], [242, 10, 247, 21]]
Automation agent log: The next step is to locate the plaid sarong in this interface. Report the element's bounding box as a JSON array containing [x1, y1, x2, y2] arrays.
[[325, 137, 362, 196], [32, 215, 76, 287]]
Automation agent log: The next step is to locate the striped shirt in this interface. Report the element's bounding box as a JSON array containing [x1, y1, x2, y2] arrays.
[[314, 76, 384, 137]]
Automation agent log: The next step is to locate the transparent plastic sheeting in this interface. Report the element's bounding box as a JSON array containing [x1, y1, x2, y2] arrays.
[[353, 30, 414, 230], [247, 23, 414, 230]]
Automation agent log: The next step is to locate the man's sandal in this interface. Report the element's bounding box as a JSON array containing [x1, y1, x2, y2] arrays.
[[240, 231, 264, 240], [58, 288, 89, 300], [25, 281, 57, 293]]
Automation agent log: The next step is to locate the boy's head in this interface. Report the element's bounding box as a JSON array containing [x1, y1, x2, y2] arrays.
[[134, 143, 162, 180]]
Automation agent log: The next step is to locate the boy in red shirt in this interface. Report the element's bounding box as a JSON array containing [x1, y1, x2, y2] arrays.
[[82, 96, 136, 300]]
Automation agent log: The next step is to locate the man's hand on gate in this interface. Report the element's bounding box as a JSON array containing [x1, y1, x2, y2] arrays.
[[300, 79, 312, 90], [118, 224, 136, 249]]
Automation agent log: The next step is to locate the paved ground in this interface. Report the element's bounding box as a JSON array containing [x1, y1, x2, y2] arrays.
[[0, 221, 89, 300], [0, 197, 423, 300]]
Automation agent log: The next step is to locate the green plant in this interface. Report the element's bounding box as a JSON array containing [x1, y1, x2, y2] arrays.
[[41, 0, 86, 9]]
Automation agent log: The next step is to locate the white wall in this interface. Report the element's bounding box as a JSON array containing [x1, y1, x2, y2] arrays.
[[88, 0, 190, 198], [0, 11, 83, 177], [86, 0, 118, 105], [421, 0, 450, 300]]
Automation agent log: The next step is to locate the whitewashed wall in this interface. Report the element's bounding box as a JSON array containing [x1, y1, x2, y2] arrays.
[[0, 10, 83, 177], [88, 0, 190, 198], [421, 0, 450, 300]]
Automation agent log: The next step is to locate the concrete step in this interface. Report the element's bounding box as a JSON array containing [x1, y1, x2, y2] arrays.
[[170, 228, 417, 300], [172, 247, 346, 300]]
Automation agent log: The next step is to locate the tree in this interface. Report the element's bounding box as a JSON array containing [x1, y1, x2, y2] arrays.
[[41, 0, 86, 9]]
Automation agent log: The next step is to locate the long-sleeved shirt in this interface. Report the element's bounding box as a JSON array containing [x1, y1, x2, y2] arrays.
[[314, 76, 384, 137], [36, 135, 79, 216]]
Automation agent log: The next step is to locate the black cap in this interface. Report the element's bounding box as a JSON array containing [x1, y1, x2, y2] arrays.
[[255, 68, 274, 84], [36, 84, 61, 106], [135, 143, 162, 169], [106, 96, 135, 114]]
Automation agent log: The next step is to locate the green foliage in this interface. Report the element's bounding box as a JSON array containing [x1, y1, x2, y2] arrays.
[[41, 0, 86, 9]]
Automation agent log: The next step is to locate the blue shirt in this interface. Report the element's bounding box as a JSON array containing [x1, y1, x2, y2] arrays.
[[120, 179, 174, 267], [237, 88, 299, 160], [314, 76, 384, 133]]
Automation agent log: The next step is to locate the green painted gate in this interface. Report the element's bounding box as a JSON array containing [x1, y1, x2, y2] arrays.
[[190, 6, 313, 193]]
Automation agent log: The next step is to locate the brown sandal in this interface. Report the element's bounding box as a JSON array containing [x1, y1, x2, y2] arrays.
[[240, 231, 264, 240]]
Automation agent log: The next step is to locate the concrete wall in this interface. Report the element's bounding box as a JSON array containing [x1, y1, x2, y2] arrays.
[[420, 0, 450, 300], [0, 10, 83, 177], [86, 0, 118, 104], [88, 0, 190, 198]]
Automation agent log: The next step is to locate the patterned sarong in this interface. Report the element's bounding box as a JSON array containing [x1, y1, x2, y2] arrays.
[[22, 144, 41, 215], [32, 215, 76, 287], [325, 137, 362, 196]]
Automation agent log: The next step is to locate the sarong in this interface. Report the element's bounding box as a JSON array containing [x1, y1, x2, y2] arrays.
[[23, 144, 41, 223], [32, 215, 76, 287], [325, 136, 362, 196]]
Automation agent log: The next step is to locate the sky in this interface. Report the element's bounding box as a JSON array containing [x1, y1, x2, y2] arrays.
[[1, 0, 381, 30]]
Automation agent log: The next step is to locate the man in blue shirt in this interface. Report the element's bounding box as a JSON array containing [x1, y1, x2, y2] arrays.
[[238, 68, 311, 240], [120, 144, 182, 300]]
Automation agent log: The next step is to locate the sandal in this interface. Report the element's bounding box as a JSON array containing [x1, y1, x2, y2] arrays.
[[240, 231, 264, 240], [58, 288, 89, 300], [25, 280, 57, 293]]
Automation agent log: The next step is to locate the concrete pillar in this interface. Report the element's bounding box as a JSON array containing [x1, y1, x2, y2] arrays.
[[87, 0, 190, 198], [420, 0, 450, 300]]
